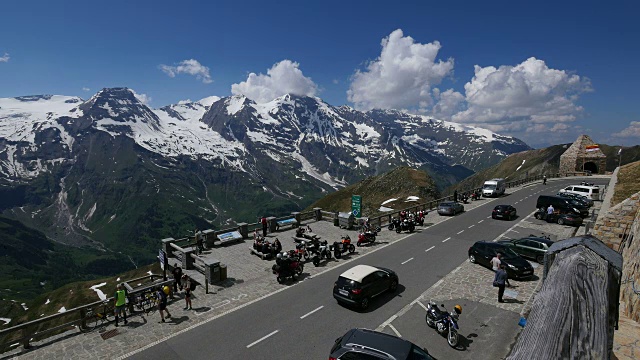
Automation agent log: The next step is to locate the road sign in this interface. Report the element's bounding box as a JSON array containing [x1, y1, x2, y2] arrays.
[[351, 195, 362, 217], [158, 249, 166, 270]]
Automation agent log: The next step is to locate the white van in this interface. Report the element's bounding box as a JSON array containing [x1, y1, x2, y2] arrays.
[[558, 185, 600, 200], [482, 178, 506, 197]]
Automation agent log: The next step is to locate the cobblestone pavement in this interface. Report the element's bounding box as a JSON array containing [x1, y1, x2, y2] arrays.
[[1, 178, 605, 359]]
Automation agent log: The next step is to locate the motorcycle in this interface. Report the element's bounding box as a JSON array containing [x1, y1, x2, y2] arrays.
[[294, 243, 311, 261], [425, 301, 461, 348], [310, 240, 332, 266], [414, 211, 426, 226], [357, 230, 376, 247], [388, 217, 401, 231], [272, 252, 304, 283], [333, 235, 356, 259], [461, 194, 469, 204], [470, 192, 480, 201], [396, 218, 415, 233]]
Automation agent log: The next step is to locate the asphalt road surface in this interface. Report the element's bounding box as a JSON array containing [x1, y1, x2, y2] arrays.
[[128, 178, 609, 360]]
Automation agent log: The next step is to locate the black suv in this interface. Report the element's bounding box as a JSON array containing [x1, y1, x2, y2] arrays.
[[556, 192, 593, 207], [333, 265, 399, 310], [468, 241, 534, 279], [329, 328, 434, 360], [536, 195, 589, 218], [498, 236, 555, 264]]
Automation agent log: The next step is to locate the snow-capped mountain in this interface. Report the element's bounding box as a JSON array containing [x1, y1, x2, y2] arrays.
[[0, 88, 529, 258]]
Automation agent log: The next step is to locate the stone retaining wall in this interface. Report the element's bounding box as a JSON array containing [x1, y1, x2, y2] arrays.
[[592, 193, 640, 249]]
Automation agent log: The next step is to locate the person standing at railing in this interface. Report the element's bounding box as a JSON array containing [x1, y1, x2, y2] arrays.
[[114, 284, 128, 326], [172, 263, 182, 293], [261, 216, 268, 237]]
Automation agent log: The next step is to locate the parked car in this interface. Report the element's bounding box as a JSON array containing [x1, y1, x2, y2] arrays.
[[534, 209, 584, 227], [329, 328, 434, 360], [536, 195, 589, 218], [556, 192, 594, 207], [468, 241, 534, 279], [492, 205, 517, 220], [558, 184, 600, 200], [333, 264, 399, 310], [437, 201, 464, 216], [497, 236, 555, 264]]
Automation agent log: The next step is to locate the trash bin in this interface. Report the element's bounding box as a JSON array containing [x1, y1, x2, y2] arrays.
[[338, 212, 355, 229], [207, 261, 221, 284], [220, 264, 227, 281]]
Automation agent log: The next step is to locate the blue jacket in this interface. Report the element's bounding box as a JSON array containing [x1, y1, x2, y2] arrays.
[[494, 269, 508, 285]]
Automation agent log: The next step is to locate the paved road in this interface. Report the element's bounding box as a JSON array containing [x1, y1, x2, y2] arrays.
[[128, 178, 609, 360]]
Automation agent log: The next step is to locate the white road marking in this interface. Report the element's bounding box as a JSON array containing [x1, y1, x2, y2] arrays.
[[425, 246, 435, 252], [247, 330, 279, 348], [478, 220, 484, 224], [388, 324, 402, 337], [416, 300, 428, 312], [401, 257, 414, 265], [487, 216, 492, 219], [456, 230, 464, 234], [442, 237, 451, 242], [468, 225, 474, 229], [300, 306, 324, 319], [509, 229, 520, 233]]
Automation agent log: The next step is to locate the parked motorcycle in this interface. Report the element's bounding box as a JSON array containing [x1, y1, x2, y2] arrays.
[[294, 243, 311, 261], [425, 301, 461, 348], [333, 235, 356, 259], [357, 231, 376, 247], [272, 252, 304, 283], [388, 217, 401, 231], [310, 240, 332, 266], [470, 192, 480, 201], [396, 218, 415, 233]]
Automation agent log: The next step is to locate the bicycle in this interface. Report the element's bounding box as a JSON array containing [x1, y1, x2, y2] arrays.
[[133, 290, 158, 315], [82, 301, 113, 332]]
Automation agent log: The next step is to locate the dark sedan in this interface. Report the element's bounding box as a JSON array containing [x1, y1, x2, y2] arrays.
[[437, 201, 464, 216], [468, 241, 534, 279], [492, 205, 517, 220], [556, 192, 593, 207], [534, 210, 584, 226], [498, 237, 555, 264]]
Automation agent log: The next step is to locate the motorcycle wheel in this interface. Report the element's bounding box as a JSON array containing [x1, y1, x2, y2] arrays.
[[357, 241, 362, 247], [348, 244, 355, 253], [303, 252, 310, 260], [325, 251, 332, 260], [409, 225, 415, 233], [335, 250, 341, 259], [388, 224, 394, 230], [396, 228, 401, 234], [313, 256, 320, 267], [535, 213, 542, 220], [296, 264, 304, 275], [277, 276, 284, 284], [448, 329, 459, 348], [425, 313, 436, 328]]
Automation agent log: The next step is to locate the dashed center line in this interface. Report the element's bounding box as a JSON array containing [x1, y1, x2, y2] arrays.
[[468, 225, 474, 229], [300, 306, 324, 319], [456, 230, 464, 234], [442, 237, 452, 242], [478, 220, 484, 224], [401, 257, 414, 265], [425, 246, 435, 252], [247, 330, 279, 348]]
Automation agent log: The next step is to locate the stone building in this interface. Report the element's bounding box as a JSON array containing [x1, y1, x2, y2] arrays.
[[559, 135, 607, 175]]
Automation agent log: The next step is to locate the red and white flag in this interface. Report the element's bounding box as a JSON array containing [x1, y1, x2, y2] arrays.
[[585, 144, 599, 152]]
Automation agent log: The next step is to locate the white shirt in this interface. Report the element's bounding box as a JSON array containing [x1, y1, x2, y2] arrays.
[[491, 257, 501, 271], [547, 205, 554, 214]]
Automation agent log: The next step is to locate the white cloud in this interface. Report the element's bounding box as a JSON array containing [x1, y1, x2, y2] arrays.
[[82, 87, 90, 92], [0, 53, 9, 63], [613, 121, 640, 138], [347, 29, 454, 111], [431, 88, 465, 118], [159, 59, 212, 84], [450, 57, 592, 134], [332, 79, 339, 84], [131, 89, 152, 105], [231, 60, 318, 103]]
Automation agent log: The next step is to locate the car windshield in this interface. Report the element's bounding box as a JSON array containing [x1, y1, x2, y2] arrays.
[[483, 184, 496, 190]]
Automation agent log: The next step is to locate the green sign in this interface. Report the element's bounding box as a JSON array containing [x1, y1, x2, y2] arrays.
[[351, 195, 362, 217]]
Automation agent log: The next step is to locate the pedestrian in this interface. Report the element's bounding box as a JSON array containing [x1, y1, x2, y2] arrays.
[[172, 263, 182, 293], [182, 275, 193, 310], [494, 264, 509, 303], [156, 286, 171, 323], [261, 216, 268, 237], [113, 284, 128, 326], [195, 229, 204, 255], [543, 175, 547, 185], [547, 204, 554, 215], [491, 253, 502, 272], [454, 190, 458, 202]]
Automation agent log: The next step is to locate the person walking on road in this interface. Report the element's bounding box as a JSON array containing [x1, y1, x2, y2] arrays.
[[182, 275, 193, 310], [543, 175, 547, 185], [172, 263, 182, 293], [453, 190, 458, 202], [261, 216, 268, 237], [113, 284, 128, 326], [494, 264, 509, 303], [156, 286, 171, 323]]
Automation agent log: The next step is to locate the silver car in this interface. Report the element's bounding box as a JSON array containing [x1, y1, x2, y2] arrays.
[[437, 201, 464, 216]]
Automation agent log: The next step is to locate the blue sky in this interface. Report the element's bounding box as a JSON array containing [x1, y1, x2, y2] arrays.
[[0, 0, 638, 147]]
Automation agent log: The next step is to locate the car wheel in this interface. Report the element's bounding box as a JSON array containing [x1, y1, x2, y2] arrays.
[[360, 297, 369, 310], [469, 254, 476, 263], [536, 255, 544, 264], [389, 280, 398, 292], [492, 215, 496, 219], [558, 218, 564, 225]]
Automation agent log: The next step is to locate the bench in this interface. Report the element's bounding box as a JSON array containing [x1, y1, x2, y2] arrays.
[[249, 246, 273, 260], [276, 217, 298, 230], [215, 230, 243, 246]]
